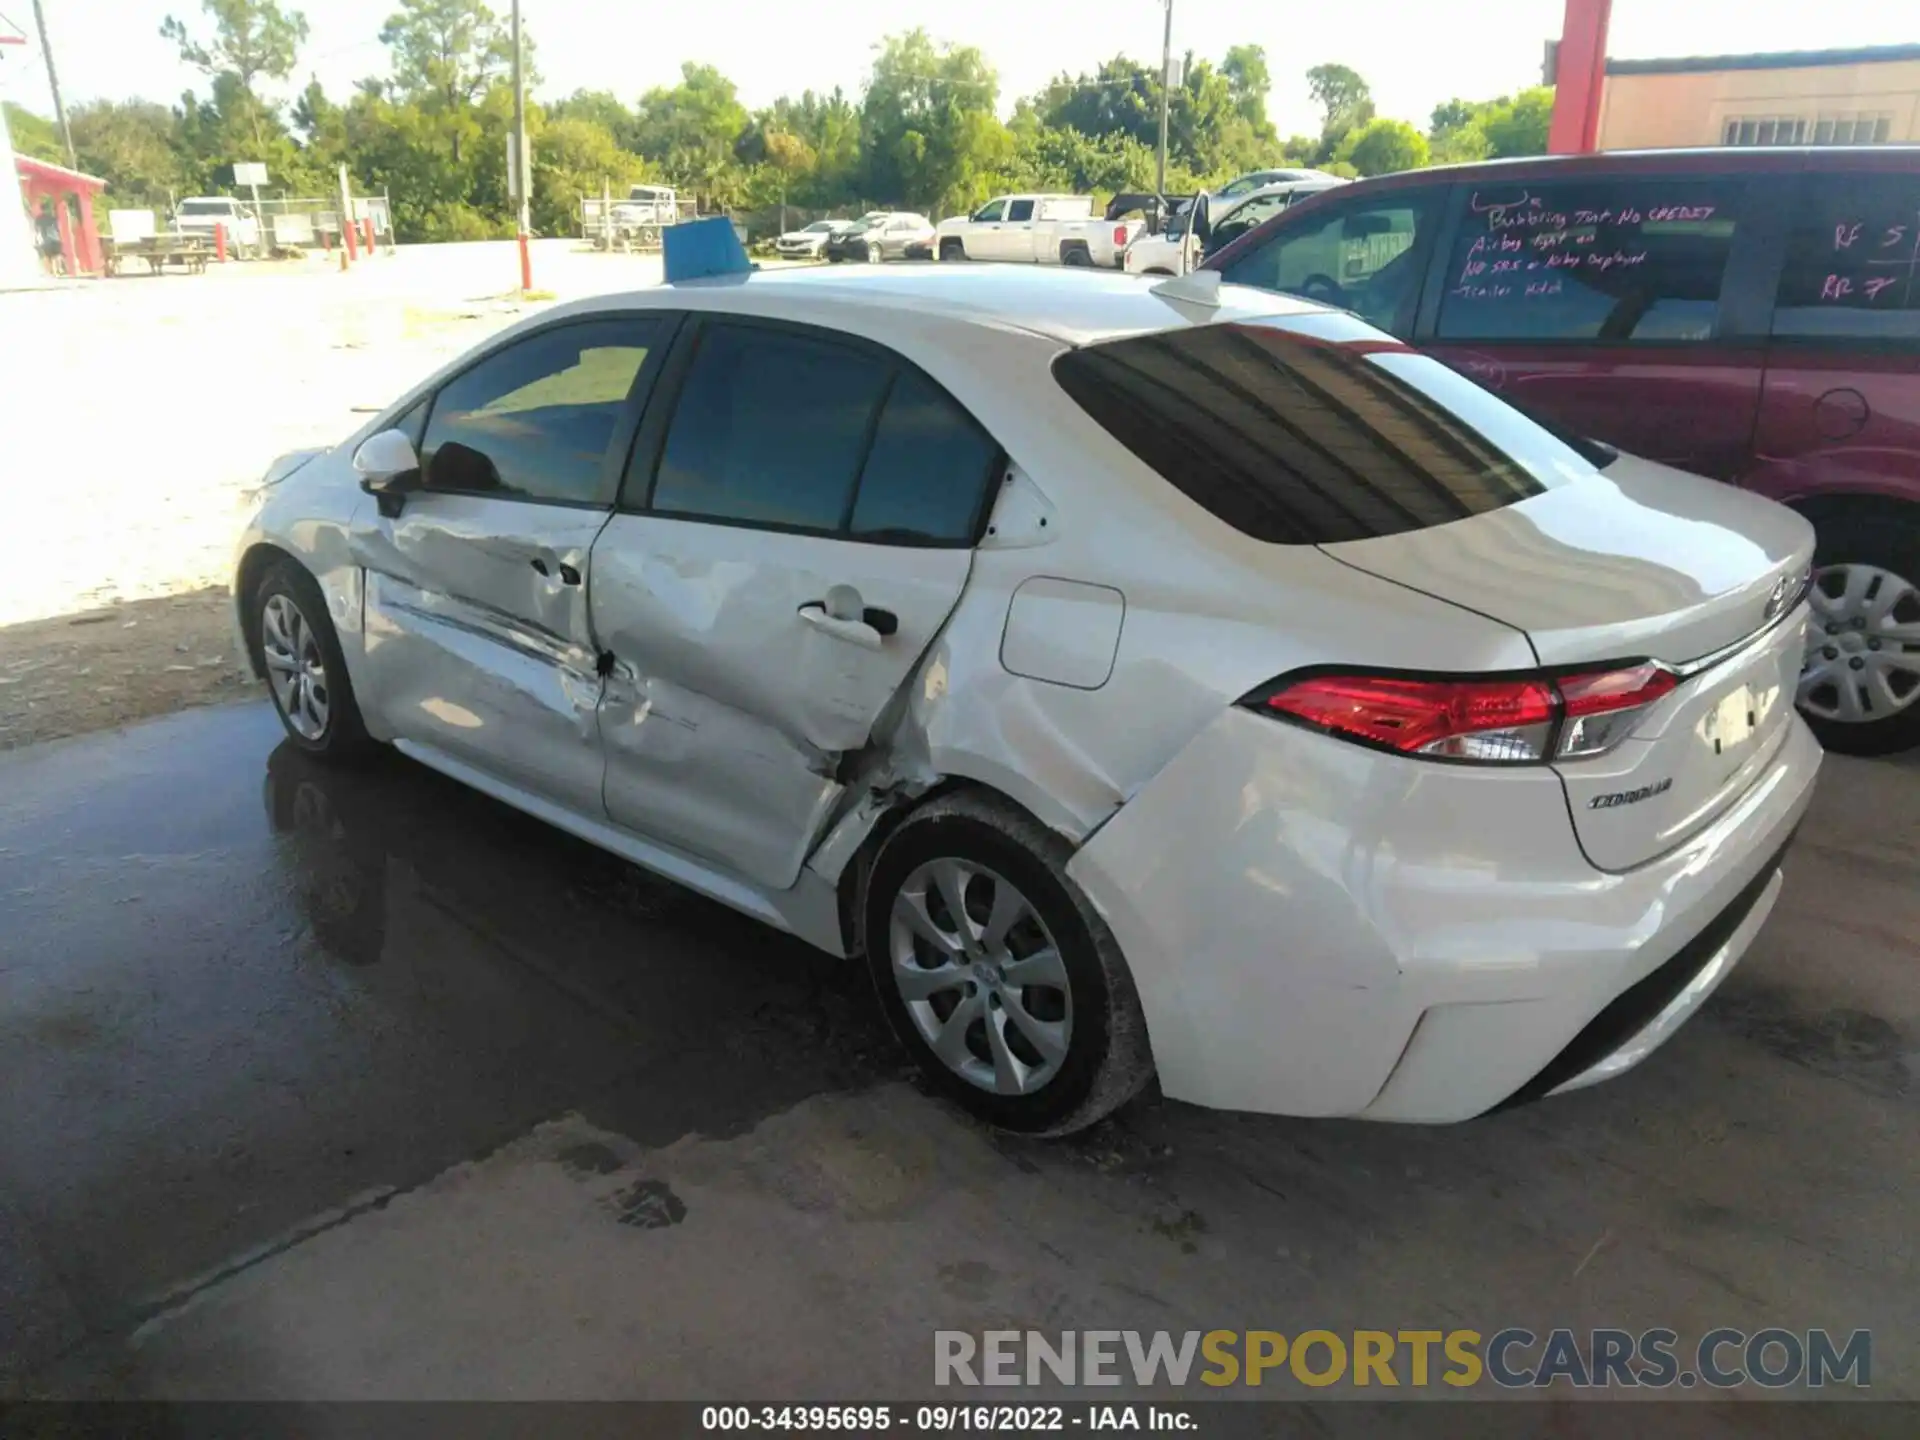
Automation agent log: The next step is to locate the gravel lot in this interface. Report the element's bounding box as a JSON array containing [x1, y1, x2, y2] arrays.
[[0, 240, 664, 747]]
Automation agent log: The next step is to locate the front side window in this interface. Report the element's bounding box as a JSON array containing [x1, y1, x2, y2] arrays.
[[1007, 199, 1036, 223], [1217, 193, 1438, 336], [1773, 174, 1920, 340], [972, 201, 1007, 224], [1052, 314, 1591, 545], [420, 319, 659, 504], [1434, 180, 1741, 343]]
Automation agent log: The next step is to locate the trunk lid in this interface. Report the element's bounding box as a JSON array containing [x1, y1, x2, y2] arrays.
[[1322, 454, 1816, 870]]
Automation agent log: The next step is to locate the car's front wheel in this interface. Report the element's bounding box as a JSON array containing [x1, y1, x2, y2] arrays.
[[1798, 504, 1920, 756], [253, 561, 374, 761], [862, 792, 1154, 1135]]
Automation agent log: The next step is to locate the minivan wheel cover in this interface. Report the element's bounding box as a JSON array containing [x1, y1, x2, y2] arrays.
[[261, 593, 332, 741], [1800, 562, 1920, 724], [889, 859, 1073, 1096]]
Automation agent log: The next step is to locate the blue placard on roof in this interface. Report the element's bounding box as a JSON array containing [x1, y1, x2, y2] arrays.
[[663, 216, 752, 283]]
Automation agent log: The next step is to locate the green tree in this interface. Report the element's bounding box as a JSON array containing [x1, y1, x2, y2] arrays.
[[379, 0, 515, 110], [861, 30, 1011, 216], [632, 62, 751, 207], [2, 102, 65, 164], [1482, 87, 1553, 157], [1305, 62, 1373, 159], [70, 101, 190, 207], [529, 111, 645, 237], [548, 89, 635, 148], [1220, 44, 1275, 140], [1338, 116, 1429, 176], [159, 0, 309, 157]]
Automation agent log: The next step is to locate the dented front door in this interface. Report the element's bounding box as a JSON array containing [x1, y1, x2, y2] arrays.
[[589, 517, 971, 890], [359, 498, 610, 814], [353, 315, 673, 816]]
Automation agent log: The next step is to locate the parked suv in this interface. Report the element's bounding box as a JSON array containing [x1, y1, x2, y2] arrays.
[[1205, 147, 1920, 754]]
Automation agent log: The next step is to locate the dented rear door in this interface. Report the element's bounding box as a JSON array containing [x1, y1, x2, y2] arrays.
[[591, 315, 1001, 891]]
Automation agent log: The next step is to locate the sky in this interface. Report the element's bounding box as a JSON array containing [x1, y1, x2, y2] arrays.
[[0, 0, 1913, 140]]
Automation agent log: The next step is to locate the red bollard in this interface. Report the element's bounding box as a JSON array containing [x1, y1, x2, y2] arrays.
[[343, 218, 359, 263], [322, 228, 331, 255], [362, 218, 375, 253], [214, 222, 228, 263]]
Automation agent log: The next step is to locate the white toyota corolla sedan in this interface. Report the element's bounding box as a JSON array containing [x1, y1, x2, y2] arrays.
[[233, 264, 1820, 1135]]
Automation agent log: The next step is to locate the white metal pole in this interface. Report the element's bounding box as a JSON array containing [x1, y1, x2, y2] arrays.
[[511, 0, 531, 290], [1156, 0, 1173, 199]]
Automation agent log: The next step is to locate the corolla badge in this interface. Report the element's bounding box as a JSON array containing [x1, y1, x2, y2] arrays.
[[1589, 778, 1673, 810]]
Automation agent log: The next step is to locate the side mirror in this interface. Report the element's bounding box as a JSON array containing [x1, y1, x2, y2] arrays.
[[353, 429, 421, 517]]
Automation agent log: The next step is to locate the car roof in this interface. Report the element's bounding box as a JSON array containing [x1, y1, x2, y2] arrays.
[[578, 264, 1329, 347]]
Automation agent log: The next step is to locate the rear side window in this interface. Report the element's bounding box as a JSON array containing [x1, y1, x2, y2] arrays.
[[652, 324, 891, 530], [850, 372, 999, 543], [1435, 180, 1742, 343], [643, 321, 1000, 543], [1008, 199, 1036, 222], [1052, 319, 1594, 545], [1773, 174, 1920, 340]]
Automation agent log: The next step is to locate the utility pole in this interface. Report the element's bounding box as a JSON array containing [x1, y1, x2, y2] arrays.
[[1155, 0, 1173, 198], [29, 0, 75, 168], [511, 0, 531, 292]]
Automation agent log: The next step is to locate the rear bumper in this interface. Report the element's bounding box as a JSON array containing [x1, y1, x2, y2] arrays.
[[1065, 707, 1821, 1121]]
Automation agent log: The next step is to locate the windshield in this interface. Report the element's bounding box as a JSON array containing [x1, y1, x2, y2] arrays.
[[626, 187, 669, 201], [179, 200, 235, 216], [858, 212, 889, 227], [1051, 315, 1594, 544], [803, 222, 835, 233]]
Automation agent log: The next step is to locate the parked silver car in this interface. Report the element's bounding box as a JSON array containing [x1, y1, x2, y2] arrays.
[[825, 211, 935, 263]]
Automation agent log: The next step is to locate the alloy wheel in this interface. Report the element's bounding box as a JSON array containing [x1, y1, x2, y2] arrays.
[[888, 858, 1072, 1096], [261, 592, 332, 741], [1800, 563, 1920, 725]]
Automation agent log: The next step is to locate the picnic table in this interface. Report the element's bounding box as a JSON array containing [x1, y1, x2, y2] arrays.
[[103, 232, 213, 276]]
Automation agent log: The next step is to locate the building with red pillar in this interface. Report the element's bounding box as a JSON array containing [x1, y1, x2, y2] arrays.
[[15, 154, 106, 277]]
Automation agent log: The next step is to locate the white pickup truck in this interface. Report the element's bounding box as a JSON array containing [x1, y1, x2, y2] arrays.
[[935, 194, 1141, 268], [174, 196, 261, 254]]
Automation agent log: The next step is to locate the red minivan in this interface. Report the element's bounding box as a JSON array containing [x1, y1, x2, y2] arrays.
[[1205, 147, 1920, 755]]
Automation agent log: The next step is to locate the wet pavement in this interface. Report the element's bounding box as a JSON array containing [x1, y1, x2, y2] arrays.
[[2, 701, 1917, 1412]]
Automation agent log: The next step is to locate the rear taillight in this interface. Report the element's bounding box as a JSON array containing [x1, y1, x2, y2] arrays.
[[1246, 662, 1678, 765], [1554, 662, 1677, 758], [1114, 225, 1129, 247]]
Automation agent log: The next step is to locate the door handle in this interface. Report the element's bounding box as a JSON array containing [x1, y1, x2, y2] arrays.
[[798, 602, 884, 650], [531, 558, 583, 585], [529, 557, 550, 577]]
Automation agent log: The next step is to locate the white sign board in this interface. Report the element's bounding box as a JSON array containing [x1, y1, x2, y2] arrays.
[[234, 162, 269, 187], [109, 209, 157, 242]]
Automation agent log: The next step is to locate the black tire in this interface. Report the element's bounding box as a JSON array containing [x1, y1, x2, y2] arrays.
[[861, 791, 1154, 1136], [251, 559, 376, 761], [1798, 503, 1920, 756], [1060, 244, 1093, 268], [939, 238, 966, 262]]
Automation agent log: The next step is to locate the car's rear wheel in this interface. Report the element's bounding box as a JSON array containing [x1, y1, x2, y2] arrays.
[[254, 561, 374, 761], [1798, 504, 1920, 755], [940, 238, 965, 262], [862, 792, 1154, 1135]]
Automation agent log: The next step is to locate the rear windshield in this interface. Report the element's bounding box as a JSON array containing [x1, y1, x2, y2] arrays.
[[1050, 318, 1597, 544]]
